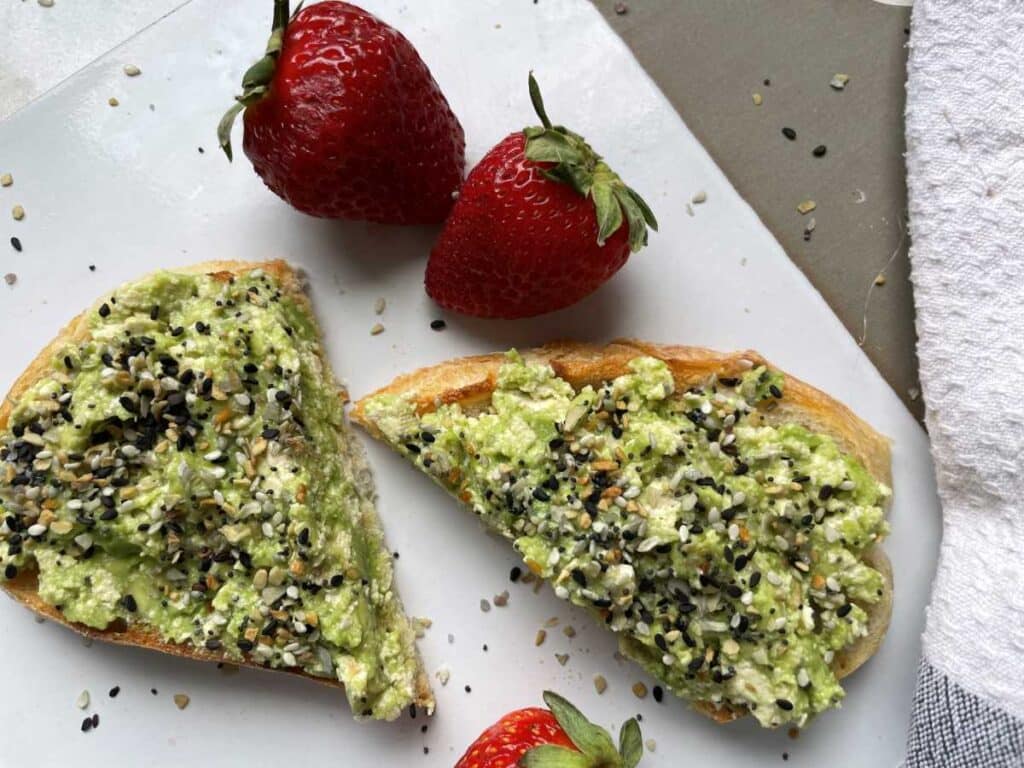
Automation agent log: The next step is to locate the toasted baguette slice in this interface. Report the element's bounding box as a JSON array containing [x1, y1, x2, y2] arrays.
[[352, 340, 892, 726], [0, 260, 432, 720]]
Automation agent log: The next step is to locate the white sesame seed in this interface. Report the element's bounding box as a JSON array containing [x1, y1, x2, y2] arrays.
[[27, 523, 47, 537]]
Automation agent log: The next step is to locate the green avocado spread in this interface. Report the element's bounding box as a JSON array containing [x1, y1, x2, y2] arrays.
[[364, 352, 890, 727], [0, 268, 422, 721]]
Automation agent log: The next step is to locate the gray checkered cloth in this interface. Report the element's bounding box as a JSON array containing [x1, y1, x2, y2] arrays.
[[904, 1, 1024, 765]]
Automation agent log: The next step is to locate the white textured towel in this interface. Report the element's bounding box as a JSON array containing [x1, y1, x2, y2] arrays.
[[904, 1, 1024, 765]]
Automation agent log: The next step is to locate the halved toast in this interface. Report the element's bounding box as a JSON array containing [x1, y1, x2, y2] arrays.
[[0, 260, 432, 720], [352, 340, 892, 727]]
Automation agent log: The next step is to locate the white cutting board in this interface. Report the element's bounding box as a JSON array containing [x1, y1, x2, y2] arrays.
[[0, 1, 939, 765]]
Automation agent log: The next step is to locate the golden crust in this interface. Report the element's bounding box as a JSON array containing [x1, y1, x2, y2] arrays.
[[0, 260, 433, 715], [352, 339, 893, 724]]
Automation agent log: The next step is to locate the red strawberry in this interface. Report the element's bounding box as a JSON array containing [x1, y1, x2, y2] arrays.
[[218, 0, 465, 224], [455, 691, 644, 768], [425, 74, 656, 318]]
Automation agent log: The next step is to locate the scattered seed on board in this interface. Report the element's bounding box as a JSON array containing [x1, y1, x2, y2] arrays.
[[614, 2, 628, 14], [812, 144, 827, 158], [108, 97, 120, 107], [435, 665, 451, 685], [782, 127, 797, 141], [370, 322, 385, 336], [691, 190, 707, 205], [493, 590, 510, 607], [797, 199, 817, 215], [430, 319, 446, 331], [0, 173, 12, 187], [11, 236, 22, 252], [123, 64, 142, 77], [535, 629, 547, 646], [4, 273, 17, 286], [479, 598, 491, 613], [38, 0, 54, 7], [874, 274, 886, 286], [173, 694, 190, 710], [752, 92, 763, 106], [830, 73, 850, 90], [632, 682, 648, 699], [12, 205, 25, 221], [803, 217, 816, 242], [374, 297, 386, 315], [908, 386, 921, 401], [646, 739, 657, 753], [76, 690, 90, 710], [562, 625, 576, 638], [593, 675, 608, 694], [555, 653, 570, 666]]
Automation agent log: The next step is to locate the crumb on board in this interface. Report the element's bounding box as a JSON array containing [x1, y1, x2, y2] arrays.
[[173, 694, 190, 710], [593, 675, 608, 694]]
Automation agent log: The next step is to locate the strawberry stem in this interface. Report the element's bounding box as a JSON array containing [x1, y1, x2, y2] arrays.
[[528, 71, 553, 130], [522, 75, 658, 253], [218, 0, 292, 161]]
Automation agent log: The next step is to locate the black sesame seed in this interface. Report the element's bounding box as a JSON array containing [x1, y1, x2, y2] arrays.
[[464, 685, 472, 693], [81, 717, 93, 733], [109, 686, 120, 698], [237, 638, 254, 652], [776, 698, 794, 711], [782, 127, 797, 141], [91, 714, 99, 728], [837, 603, 852, 617], [653, 685, 664, 703], [510, 566, 522, 582], [10, 236, 22, 252], [4, 564, 17, 579], [430, 320, 447, 331], [819, 485, 834, 501], [688, 657, 704, 672], [205, 638, 222, 651], [121, 594, 137, 612], [749, 571, 762, 588], [150, 305, 160, 321], [261, 427, 280, 440], [813, 144, 827, 157], [532, 487, 551, 502], [330, 574, 344, 588], [98, 303, 111, 318], [769, 384, 783, 399]]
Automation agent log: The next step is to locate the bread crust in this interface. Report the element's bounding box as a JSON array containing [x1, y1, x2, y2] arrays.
[[352, 339, 893, 724], [0, 260, 433, 714]]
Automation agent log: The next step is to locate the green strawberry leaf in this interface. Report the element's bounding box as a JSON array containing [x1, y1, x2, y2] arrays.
[[518, 745, 594, 768], [543, 692, 620, 765], [218, 0, 291, 161], [521, 74, 657, 253], [618, 719, 643, 768], [592, 183, 624, 246]]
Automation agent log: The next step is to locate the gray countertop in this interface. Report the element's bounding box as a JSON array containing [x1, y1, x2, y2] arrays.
[[595, 0, 920, 418]]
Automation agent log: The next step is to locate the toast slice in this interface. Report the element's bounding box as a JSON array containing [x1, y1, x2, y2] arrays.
[[352, 340, 892, 728], [0, 260, 432, 720]]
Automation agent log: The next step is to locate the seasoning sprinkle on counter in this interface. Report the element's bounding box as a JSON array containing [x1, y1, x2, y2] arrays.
[[361, 352, 891, 727]]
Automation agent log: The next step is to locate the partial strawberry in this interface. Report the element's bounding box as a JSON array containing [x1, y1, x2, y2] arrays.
[[219, 0, 465, 224], [425, 74, 656, 319], [455, 691, 644, 768]]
